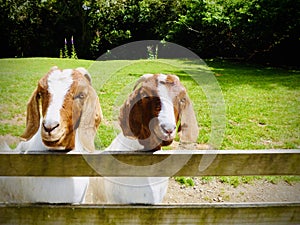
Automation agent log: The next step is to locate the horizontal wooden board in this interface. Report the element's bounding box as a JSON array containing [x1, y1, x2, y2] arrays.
[[0, 202, 299, 225], [0, 149, 299, 177]]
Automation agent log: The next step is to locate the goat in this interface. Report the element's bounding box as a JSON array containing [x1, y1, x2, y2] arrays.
[[0, 66, 102, 203], [97, 73, 198, 204], [17, 66, 102, 152]]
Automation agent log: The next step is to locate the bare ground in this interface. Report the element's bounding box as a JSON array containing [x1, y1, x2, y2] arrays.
[[164, 177, 300, 203]]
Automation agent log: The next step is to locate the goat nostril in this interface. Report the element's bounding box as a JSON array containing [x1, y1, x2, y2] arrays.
[[43, 121, 60, 134], [161, 124, 176, 135]]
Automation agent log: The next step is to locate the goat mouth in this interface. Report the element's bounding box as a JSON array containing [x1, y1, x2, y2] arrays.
[[42, 133, 63, 141], [42, 134, 65, 148], [160, 135, 174, 142], [154, 129, 175, 142], [42, 128, 65, 140], [42, 138, 61, 146], [43, 141, 59, 148]]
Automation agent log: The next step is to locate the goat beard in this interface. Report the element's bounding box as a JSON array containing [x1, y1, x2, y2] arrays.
[[135, 120, 174, 151], [137, 135, 173, 151]]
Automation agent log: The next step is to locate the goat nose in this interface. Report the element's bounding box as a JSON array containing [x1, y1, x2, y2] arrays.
[[43, 120, 60, 134], [161, 123, 176, 135]]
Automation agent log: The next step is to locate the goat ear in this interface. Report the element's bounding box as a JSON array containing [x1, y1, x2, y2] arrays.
[[133, 74, 153, 90], [179, 94, 199, 143], [119, 74, 153, 138], [21, 88, 40, 140], [76, 67, 92, 84], [78, 87, 102, 152], [119, 89, 142, 138]]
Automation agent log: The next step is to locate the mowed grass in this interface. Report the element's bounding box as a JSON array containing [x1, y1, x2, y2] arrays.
[[0, 58, 299, 151], [206, 59, 300, 150]]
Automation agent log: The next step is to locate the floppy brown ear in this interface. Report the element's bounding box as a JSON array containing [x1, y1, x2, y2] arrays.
[[179, 94, 199, 143], [21, 88, 41, 140], [78, 87, 102, 152], [119, 74, 154, 139], [119, 89, 143, 139]]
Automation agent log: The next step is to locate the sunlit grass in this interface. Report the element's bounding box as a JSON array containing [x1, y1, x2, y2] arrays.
[[0, 58, 299, 150], [206, 59, 300, 150], [0, 58, 299, 186]]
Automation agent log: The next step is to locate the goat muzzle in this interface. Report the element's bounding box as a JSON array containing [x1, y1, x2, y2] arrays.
[[41, 120, 66, 147], [42, 120, 60, 135]]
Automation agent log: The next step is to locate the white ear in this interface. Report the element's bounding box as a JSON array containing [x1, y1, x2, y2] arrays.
[[76, 67, 92, 84], [78, 87, 102, 152], [179, 95, 199, 143]]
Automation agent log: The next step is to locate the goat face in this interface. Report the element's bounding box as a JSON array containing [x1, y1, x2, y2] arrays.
[[119, 74, 198, 150], [21, 67, 102, 151]]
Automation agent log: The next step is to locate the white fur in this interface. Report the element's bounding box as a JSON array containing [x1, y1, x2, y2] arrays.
[[44, 69, 73, 129], [15, 120, 47, 152], [0, 176, 88, 204], [103, 133, 168, 204], [106, 132, 144, 151], [0, 134, 89, 203], [157, 74, 177, 139]]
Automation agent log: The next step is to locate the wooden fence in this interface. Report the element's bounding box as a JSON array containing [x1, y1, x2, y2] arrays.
[[0, 149, 300, 224]]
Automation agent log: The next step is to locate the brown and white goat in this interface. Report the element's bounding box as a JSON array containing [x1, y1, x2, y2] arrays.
[[0, 67, 102, 203], [100, 73, 198, 204], [17, 66, 102, 152]]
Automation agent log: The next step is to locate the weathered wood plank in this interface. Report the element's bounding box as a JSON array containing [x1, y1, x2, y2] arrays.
[[0, 150, 299, 177], [0, 203, 299, 225]]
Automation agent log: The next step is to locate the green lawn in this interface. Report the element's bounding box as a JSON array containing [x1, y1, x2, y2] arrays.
[[206, 59, 300, 150], [0, 58, 299, 150]]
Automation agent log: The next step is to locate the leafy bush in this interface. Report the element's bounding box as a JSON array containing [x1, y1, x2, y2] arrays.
[[166, 0, 299, 65], [1, 0, 298, 66]]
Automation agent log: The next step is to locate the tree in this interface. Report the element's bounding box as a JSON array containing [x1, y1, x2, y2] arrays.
[[0, 0, 298, 66]]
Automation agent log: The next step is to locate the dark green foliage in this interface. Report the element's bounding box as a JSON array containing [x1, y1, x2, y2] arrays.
[[166, 0, 299, 66], [175, 177, 195, 187], [0, 0, 298, 66]]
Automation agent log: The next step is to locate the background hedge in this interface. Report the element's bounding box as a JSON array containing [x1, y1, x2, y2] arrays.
[[0, 0, 299, 66]]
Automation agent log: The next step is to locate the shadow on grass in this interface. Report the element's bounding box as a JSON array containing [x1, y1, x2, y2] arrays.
[[177, 58, 300, 90], [204, 59, 300, 90]]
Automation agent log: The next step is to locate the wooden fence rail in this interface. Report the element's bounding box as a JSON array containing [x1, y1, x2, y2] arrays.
[[0, 149, 299, 177], [0, 149, 300, 224]]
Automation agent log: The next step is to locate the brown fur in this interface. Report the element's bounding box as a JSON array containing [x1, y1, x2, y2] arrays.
[[21, 70, 52, 140], [119, 74, 198, 151]]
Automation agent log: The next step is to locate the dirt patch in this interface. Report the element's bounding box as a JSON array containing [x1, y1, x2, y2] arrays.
[[86, 177, 300, 204], [163, 177, 300, 203], [0, 135, 20, 147], [0, 113, 25, 126]]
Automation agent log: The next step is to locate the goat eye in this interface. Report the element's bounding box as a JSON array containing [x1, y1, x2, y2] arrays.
[[37, 91, 46, 99], [75, 93, 85, 99], [155, 102, 161, 110], [141, 93, 148, 98], [180, 98, 186, 104]]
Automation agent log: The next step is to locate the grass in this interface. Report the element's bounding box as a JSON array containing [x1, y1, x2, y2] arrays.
[[0, 57, 299, 185], [207, 59, 300, 150], [175, 177, 195, 187]]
